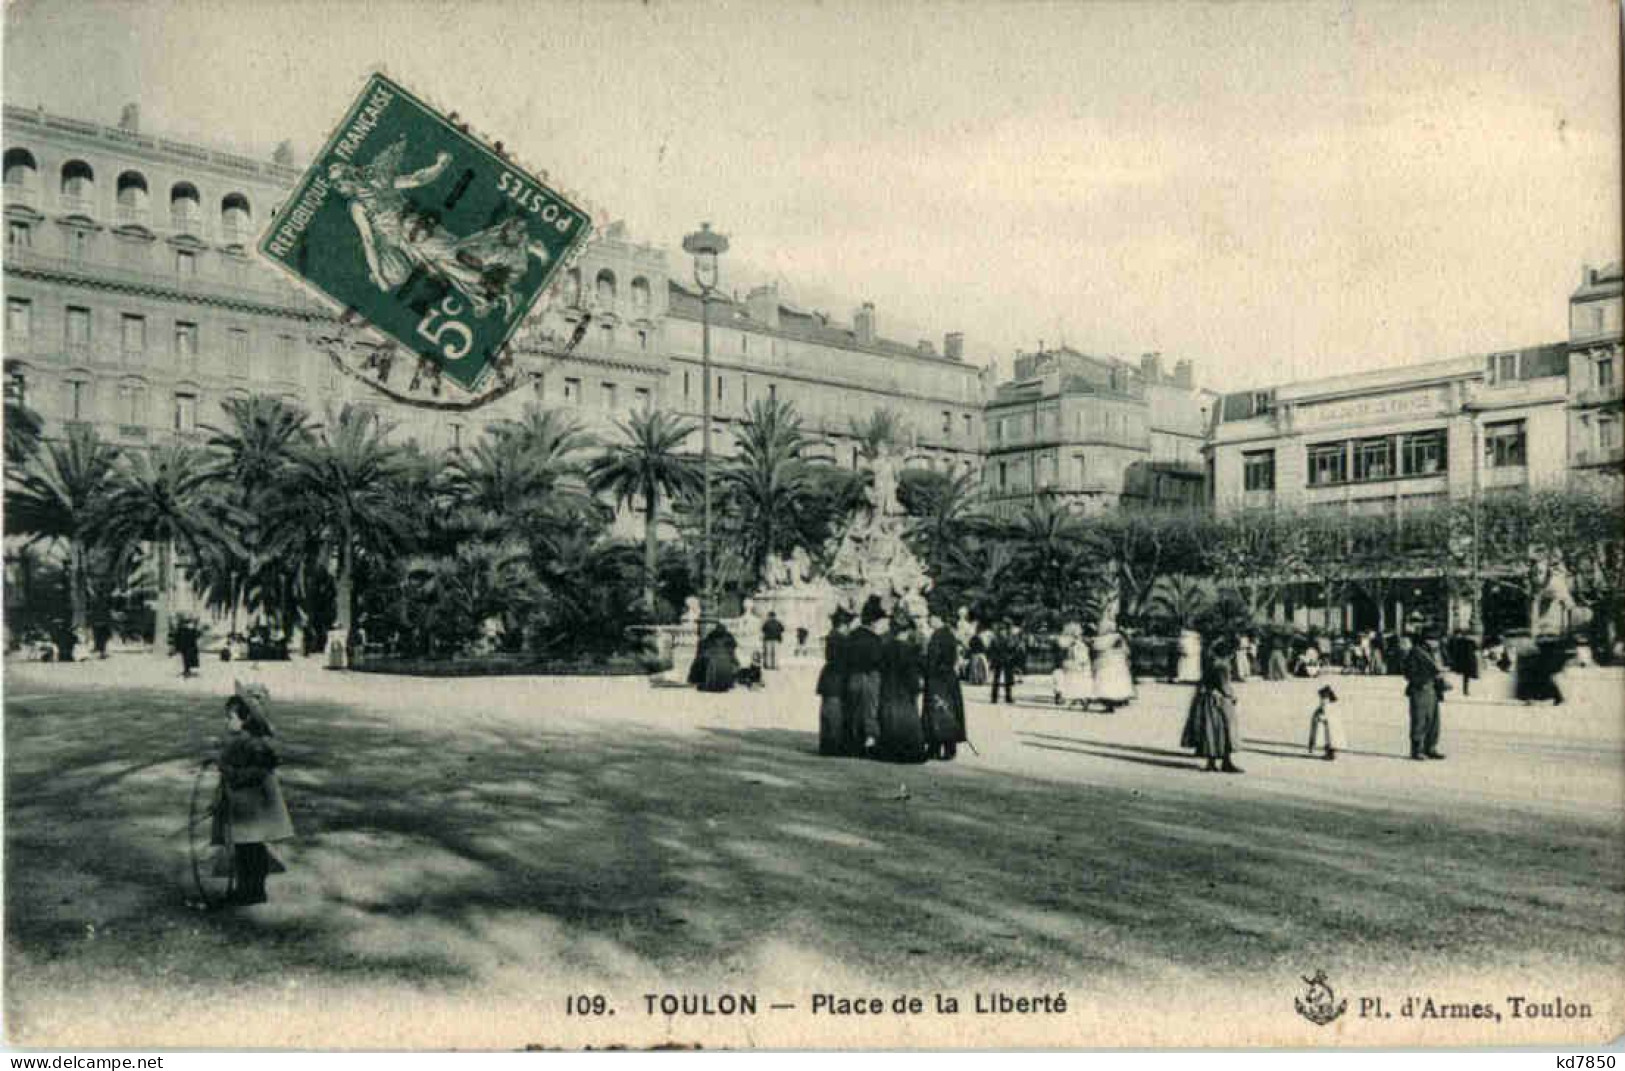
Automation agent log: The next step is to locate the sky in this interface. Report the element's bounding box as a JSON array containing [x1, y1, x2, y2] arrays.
[[4, 0, 1619, 390]]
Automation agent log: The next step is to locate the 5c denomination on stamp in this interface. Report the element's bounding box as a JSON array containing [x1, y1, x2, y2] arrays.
[[258, 72, 592, 393]]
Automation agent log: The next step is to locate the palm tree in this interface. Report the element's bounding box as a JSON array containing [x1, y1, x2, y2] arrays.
[[849, 407, 906, 462], [490, 403, 598, 481], [280, 405, 411, 646], [202, 394, 316, 631], [1009, 496, 1093, 620], [726, 399, 813, 588], [5, 423, 120, 645], [3, 386, 44, 466], [904, 468, 986, 571], [97, 440, 241, 648], [587, 409, 700, 612]]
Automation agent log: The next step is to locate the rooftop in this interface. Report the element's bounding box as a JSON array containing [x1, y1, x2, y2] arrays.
[[665, 280, 968, 365]]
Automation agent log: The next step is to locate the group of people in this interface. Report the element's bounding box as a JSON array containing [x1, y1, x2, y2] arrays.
[[816, 596, 968, 763], [959, 621, 1136, 711], [1178, 630, 1464, 772]]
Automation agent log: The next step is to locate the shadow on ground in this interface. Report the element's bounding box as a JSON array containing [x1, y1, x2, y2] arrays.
[[6, 684, 1623, 998]]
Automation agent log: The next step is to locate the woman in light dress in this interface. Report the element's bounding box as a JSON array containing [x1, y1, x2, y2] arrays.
[[1174, 629, 1203, 684], [1091, 629, 1135, 710], [1052, 623, 1095, 710]]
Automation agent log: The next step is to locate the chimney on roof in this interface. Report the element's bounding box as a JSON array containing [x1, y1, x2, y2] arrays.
[[273, 140, 296, 166], [1140, 351, 1163, 384], [854, 302, 876, 345], [118, 103, 140, 133], [918, 339, 935, 356], [746, 284, 780, 330], [944, 332, 964, 361], [1583, 263, 1593, 286], [1173, 359, 1194, 388]]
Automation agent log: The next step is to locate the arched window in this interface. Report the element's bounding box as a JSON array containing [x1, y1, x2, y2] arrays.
[[170, 182, 202, 233], [595, 269, 616, 309], [4, 148, 39, 190], [60, 160, 95, 210], [630, 276, 651, 315], [221, 192, 252, 242], [115, 171, 150, 222], [563, 267, 582, 307]]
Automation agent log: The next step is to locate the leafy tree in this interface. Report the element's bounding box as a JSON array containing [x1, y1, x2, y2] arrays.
[[1007, 496, 1098, 623], [1087, 511, 1209, 627], [3, 386, 43, 466], [1202, 508, 1306, 623], [1143, 574, 1213, 633], [4, 423, 120, 646], [587, 409, 700, 613]]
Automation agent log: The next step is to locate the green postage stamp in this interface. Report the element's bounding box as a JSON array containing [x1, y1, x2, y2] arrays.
[[259, 72, 591, 392]]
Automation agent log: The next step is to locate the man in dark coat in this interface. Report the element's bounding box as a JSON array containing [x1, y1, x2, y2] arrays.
[[761, 611, 784, 670], [922, 612, 967, 760], [1448, 628, 1480, 696], [175, 617, 201, 678], [843, 596, 888, 755], [816, 608, 854, 756], [1404, 634, 1447, 760], [988, 621, 1017, 704]]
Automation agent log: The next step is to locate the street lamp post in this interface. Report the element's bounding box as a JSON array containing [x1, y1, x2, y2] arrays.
[[682, 222, 729, 644]]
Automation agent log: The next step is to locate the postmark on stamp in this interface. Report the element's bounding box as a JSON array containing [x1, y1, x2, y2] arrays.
[[258, 72, 592, 394]]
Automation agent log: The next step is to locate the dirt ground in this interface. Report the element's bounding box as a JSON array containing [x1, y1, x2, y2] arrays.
[[5, 654, 1622, 1048]]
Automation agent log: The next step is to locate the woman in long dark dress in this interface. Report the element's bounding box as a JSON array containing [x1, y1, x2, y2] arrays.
[[1181, 644, 1243, 773], [816, 608, 855, 756], [875, 612, 927, 764], [698, 624, 739, 693], [922, 612, 968, 761]]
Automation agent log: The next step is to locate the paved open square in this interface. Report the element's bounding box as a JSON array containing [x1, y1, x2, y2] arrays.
[[5, 656, 1621, 1047]]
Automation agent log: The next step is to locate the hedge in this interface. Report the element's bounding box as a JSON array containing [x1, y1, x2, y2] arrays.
[[351, 653, 671, 678]]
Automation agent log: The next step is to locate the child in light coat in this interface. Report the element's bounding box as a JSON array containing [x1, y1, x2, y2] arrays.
[[1306, 684, 1340, 761]]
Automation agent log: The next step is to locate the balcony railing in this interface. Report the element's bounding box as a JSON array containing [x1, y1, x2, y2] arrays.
[[5, 247, 321, 312], [1574, 381, 1623, 407], [114, 203, 151, 227], [170, 210, 205, 237], [58, 193, 97, 217], [219, 224, 253, 247], [4, 184, 41, 211], [118, 424, 148, 440], [1574, 445, 1625, 467]]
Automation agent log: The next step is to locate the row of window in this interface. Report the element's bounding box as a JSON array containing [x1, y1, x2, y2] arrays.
[[560, 267, 654, 316], [4, 150, 254, 232], [992, 407, 1146, 446], [9, 367, 224, 434], [5, 297, 298, 379], [995, 453, 1127, 493]]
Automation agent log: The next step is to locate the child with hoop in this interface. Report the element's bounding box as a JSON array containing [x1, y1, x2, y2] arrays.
[[213, 681, 294, 906]]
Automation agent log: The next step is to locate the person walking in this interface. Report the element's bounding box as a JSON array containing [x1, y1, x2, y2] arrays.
[[1181, 640, 1243, 773], [175, 616, 201, 679], [1403, 634, 1448, 761], [1175, 628, 1203, 684], [1305, 684, 1341, 761], [844, 596, 888, 755], [988, 621, 1017, 704], [1265, 631, 1290, 681], [1448, 628, 1480, 697], [1090, 629, 1135, 711], [816, 608, 854, 756], [922, 611, 968, 760], [1054, 622, 1095, 710], [761, 611, 784, 670], [213, 682, 294, 905], [964, 628, 990, 686]]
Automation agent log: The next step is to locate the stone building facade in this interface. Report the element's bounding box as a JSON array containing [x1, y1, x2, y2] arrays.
[[3, 102, 990, 481], [1568, 262, 1623, 476], [981, 347, 1210, 517]]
